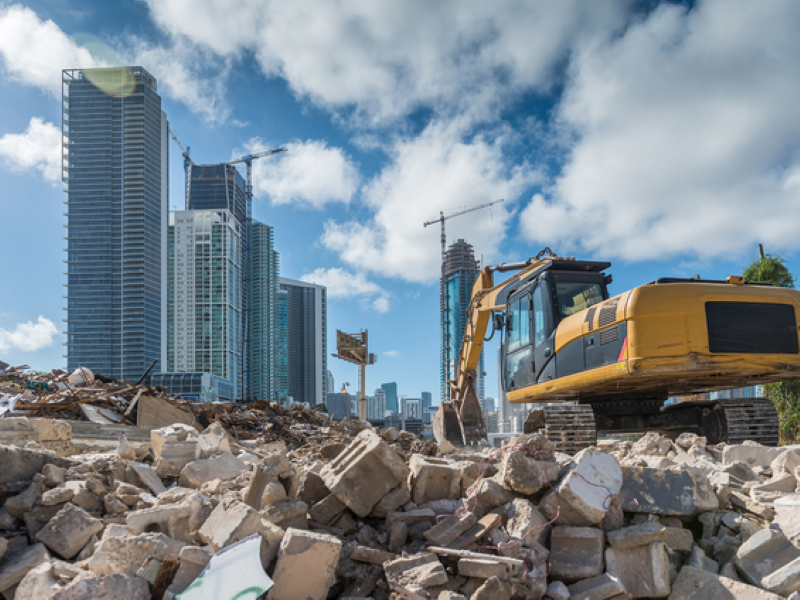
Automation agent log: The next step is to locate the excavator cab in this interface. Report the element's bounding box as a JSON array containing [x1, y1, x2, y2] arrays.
[[501, 264, 610, 394]]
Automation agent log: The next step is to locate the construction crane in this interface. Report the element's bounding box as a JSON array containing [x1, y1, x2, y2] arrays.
[[423, 199, 505, 269], [168, 128, 195, 170], [224, 147, 287, 403]]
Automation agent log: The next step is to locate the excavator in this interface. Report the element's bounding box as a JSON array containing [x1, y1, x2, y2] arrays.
[[433, 249, 800, 452]]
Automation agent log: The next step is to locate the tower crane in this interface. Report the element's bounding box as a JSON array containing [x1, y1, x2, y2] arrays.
[[168, 128, 195, 170], [423, 199, 505, 270]]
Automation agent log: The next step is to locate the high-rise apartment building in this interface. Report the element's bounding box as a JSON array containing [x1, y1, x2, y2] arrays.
[[276, 287, 289, 400], [165, 209, 242, 396], [367, 388, 386, 421], [63, 67, 168, 382], [250, 222, 279, 401], [381, 382, 398, 414], [277, 278, 327, 406], [441, 239, 484, 403], [403, 397, 422, 420]]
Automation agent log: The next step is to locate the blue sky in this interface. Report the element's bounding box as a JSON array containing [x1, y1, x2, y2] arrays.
[[1, 0, 799, 404]]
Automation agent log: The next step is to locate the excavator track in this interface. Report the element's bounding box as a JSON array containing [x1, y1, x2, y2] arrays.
[[535, 404, 597, 454], [720, 397, 779, 446]]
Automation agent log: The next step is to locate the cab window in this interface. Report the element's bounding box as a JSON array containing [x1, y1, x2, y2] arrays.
[[533, 284, 546, 346], [556, 281, 604, 318], [507, 295, 530, 352]]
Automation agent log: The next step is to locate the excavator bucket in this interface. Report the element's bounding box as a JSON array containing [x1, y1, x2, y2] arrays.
[[433, 380, 487, 447]]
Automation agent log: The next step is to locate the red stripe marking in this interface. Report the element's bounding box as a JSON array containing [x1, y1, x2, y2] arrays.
[[618, 334, 628, 362]]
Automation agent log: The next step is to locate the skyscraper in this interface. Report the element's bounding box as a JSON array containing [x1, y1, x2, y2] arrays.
[[63, 67, 168, 382], [276, 287, 289, 400], [441, 239, 484, 403], [277, 278, 327, 406], [250, 222, 279, 401], [381, 382, 398, 414], [166, 209, 242, 395]]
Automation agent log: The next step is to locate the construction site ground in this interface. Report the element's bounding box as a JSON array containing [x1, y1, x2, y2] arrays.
[[3, 369, 800, 599]]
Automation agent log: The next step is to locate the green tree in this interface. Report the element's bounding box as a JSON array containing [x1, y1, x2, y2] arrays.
[[744, 251, 799, 443]]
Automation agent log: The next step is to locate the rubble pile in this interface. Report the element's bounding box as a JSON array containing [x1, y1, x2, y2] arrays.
[[4, 419, 800, 599]]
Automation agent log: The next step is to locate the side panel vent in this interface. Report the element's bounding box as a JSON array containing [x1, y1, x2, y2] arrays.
[[585, 306, 598, 332], [598, 300, 619, 328], [600, 327, 619, 345]]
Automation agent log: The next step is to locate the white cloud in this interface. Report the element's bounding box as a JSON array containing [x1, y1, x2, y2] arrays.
[[0, 5, 103, 96], [323, 121, 539, 283], [244, 140, 359, 208], [522, 0, 800, 261], [0, 316, 59, 354], [383, 350, 401, 358], [300, 267, 390, 311], [143, 0, 630, 125], [0, 5, 230, 122], [125, 37, 231, 124], [0, 118, 61, 183]]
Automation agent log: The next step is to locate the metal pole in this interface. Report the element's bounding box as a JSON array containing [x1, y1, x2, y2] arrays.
[[758, 243, 765, 260], [359, 362, 366, 421]]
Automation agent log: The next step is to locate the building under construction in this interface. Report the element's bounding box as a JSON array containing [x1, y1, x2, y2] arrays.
[[440, 239, 484, 403]]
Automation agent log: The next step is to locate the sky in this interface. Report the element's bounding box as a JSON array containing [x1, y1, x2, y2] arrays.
[[1, 0, 800, 404]]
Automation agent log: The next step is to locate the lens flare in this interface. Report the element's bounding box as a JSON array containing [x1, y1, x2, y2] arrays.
[[70, 33, 135, 97]]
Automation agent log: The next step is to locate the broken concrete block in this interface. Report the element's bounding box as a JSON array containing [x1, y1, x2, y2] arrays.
[[750, 472, 797, 503], [87, 532, 185, 576], [545, 580, 570, 599], [409, 455, 461, 504], [664, 527, 694, 554], [127, 460, 167, 495], [687, 545, 718, 574], [244, 464, 271, 510], [606, 542, 670, 598], [198, 497, 263, 551], [423, 512, 477, 546], [736, 528, 800, 589], [468, 478, 515, 516], [261, 499, 308, 530], [23, 504, 61, 542], [722, 442, 783, 468], [607, 521, 667, 549], [15, 561, 62, 600], [0, 537, 6, 562], [370, 481, 412, 518], [384, 552, 449, 594], [41, 485, 74, 506], [52, 572, 152, 599], [505, 498, 550, 547], [151, 423, 198, 458], [567, 573, 626, 600], [5, 481, 43, 518], [126, 495, 199, 537], [388, 521, 407, 553], [35, 503, 103, 559], [295, 463, 330, 506], [471, 575, 512, 600], [386, 508, 437, 527], [729, 490, 774, 520], [549, 526, 605, 583], [261, 481, 288, 508], [41, 464, 66, 487], [457, 557, 517, 580], [0, 443, 74, 485], [548, 448, 622, 525], [178, 451, 247, 488], [669, 565, 783, 600], [259, 519, 285, 566], [774, 495, 800, 548], [447, 511, 503, 551], [321, 430, 410, 517], [0, 543, 50, 593], [309, 494, 347, 525], [498, 433, 560, 495], [351, 545, 398, 565], [195, 421, 237, 458], [62, 480, 102, 511], [269, 528, 342, 599], [620, 467, 695, 515]]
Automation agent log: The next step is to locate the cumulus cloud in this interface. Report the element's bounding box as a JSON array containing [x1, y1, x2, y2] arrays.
[[323, 121, 539, 283], [0, 316, 59, 354], [300, 267, 390, 312], [125, 37, 231, 124], [142, 0, 630, 125], [0, 5, 230, 122], [521, 0, 800, 261], [0, 118, 62, 183], [0, 5, 102, 96], [383, 350, 401, 358], [244, 140, 359, 208]]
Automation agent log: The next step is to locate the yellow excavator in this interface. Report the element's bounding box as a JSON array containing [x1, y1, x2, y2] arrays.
[[433, 249, 800, 451]]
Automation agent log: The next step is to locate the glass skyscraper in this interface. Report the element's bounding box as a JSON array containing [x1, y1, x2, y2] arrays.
[[441, 239, 484, 403], [381, 382, 398, 413], [63, 67, 168, 382], [250, 222, 279, 401], [277, 278, 327, 406]]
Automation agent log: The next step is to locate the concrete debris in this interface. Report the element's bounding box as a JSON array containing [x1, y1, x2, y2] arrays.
[[5, 373, 800, 600]]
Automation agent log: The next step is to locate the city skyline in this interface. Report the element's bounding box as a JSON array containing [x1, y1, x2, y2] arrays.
[[3, 2, 800, 402]]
